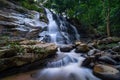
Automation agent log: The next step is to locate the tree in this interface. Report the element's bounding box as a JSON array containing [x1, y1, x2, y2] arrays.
[[39, 0, 120, 37]]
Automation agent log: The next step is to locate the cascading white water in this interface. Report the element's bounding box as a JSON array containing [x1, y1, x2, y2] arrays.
[[33, 63, 100, 80], [42, 8, 80, 44], [45, 8, 58, 43], [47, 49, 82, 67], [13, 11, 47, 33], [32, 9, 100, 80], [32, 48, 101, 80]]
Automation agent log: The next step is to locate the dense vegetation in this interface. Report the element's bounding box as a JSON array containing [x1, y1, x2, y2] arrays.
[[37, 0, 120, 37], [15, 0, 120, 37]]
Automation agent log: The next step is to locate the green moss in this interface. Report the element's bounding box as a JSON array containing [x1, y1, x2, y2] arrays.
[[5, 42, 25, 55], [27, 46, 46, 54], [0, 39, 25, 55]]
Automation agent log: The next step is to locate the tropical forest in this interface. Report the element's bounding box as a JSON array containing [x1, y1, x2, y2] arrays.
[[0, 0, 120, 80]]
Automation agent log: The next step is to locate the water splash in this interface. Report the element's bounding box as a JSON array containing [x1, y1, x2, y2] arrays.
[[32, 9, 100, 80], [33, 63, 101, 80], [47, 49, 83, 67]]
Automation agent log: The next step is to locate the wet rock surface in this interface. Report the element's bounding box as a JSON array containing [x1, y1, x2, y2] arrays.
[[80, 37, 120, 80], [59, 44, 74, 52], [75, 42, 90, 53], [93, 64, 120, 80], [0, 40, 57, 73], [0, 0, 47, 40]]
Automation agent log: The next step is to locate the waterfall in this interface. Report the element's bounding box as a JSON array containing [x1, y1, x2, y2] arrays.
[[39, 8, 80, 44], [32, 63, 101, 80], [33, 8, 100, 80], [45, 8, 58, 43], [32, 48, 101, 80]]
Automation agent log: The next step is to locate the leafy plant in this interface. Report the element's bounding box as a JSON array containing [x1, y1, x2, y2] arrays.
[[7, 42, 25, 55], [19, 0, 43, 12]]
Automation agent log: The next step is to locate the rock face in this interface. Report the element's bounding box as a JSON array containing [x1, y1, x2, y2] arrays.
[[0, 40, 57, 72], [0, 1, 50, 72], [0, 0, 47, 40]]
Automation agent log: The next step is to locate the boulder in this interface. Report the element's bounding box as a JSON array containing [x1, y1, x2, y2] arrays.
[[0, 40, 57, 72], [93, 64, 120, 80], [118, 42, 120, 45], [98, 56, 117, 65], [75, 43, 90, 53], [88, 40, 98, 48], [59, 44, 74, 52], [21, 42, 57, 57], [87, 49, 100, 56], [97, 37, 120, 45], [0, 54, 35, 72], [111, 55, 120, 62], [112, 46, 120, 53], [74, 41, 82, 46], [81, 56, 95, 68]]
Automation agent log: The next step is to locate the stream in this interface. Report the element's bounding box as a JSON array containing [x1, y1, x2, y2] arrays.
[[2, 9, 101, 80]]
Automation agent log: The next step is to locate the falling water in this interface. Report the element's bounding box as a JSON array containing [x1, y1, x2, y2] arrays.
[[39, 8, 80, 44], [32, 9, 100, 80], [47, 49, 82, 67], [32, 63, 100, 80], [32, 48, 101, 80], [45, 8, 59, 43]]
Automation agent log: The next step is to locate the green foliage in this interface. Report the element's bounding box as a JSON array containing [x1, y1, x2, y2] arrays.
[[7, 42, 25, 54], [39, 0, 120, 37], [33, 47, 46, 54], [27, 46, 46, 54], [97, 26, 106, 35], [19, 0, 43, 12]]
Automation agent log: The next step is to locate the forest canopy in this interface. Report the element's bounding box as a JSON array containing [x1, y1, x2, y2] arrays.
[[19, 0, 120, 37], [37, 0, 120, 37]]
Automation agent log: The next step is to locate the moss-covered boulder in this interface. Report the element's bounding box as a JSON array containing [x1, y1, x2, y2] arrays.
[[0, 40, 57, 72]]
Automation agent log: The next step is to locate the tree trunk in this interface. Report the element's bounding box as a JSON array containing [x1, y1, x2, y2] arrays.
[[106, 7, 110, 37]]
